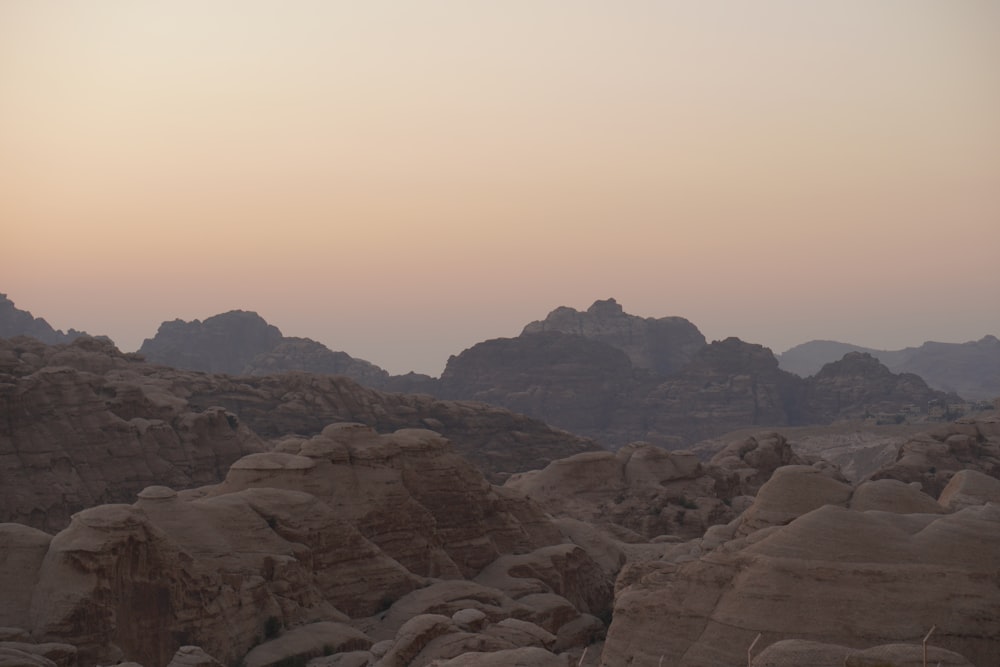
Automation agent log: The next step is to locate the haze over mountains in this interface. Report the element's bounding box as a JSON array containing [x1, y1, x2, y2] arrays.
[[778, 336, 1000, 401]]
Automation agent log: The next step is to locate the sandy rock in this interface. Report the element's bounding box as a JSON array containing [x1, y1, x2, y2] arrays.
[[752, 639, 974, 667], [0, 642, 75, 667], [602, 502, 1000, 666], [426, 646, 568, 666], [451, 610, 488, 633], [736, 465, 853, 535], [938, 469, 1000, 510], [849, 479, 944, 514], [473, 544, 612, 617], [165, 645, 224, 667], [0, 525, 51, 628], [242, 622, 371, 667], [481, 619, 556, 650], [376, 614, 456, 667]]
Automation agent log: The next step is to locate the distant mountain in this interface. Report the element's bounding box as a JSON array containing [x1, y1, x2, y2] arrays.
[[0, 293, 104, 344], [521, 297, 706, 375], [779, 336, 1000, 401], [438, 300, 960, 448], [138, 310, 395, 387]]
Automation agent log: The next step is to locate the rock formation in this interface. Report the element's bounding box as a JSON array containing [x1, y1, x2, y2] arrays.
[[0, 424, 612, 667], [0, 336, 266, 531], [439, 330, 958, 449], [600, 465, 1000, 667], [242, 337, 392, 386], [800, 352, 960, 423], [1, 337, 598, 531], [521, 298, 706, 375], [867, 415, 1000, 496]]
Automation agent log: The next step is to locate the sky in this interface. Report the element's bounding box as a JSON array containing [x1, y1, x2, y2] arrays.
[[2, 1, 999, 376]]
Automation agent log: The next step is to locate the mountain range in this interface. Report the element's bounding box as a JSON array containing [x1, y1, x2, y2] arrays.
[[3, 291, 1000, 666], [5, 294, 993, 450], [778, 336, 1000, 400]]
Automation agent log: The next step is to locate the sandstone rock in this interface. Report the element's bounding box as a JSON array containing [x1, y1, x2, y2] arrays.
[[242, 622, 370, 667], [0, 340, 266, 531], [166, 645, 224, 667], [849, 479, 944, 514], [869, 418, 1000, 497], [473, 544, 612, 617], [0, 525, 51, 628], [426, 646, 568, 666], [602, 502, 1000, 666], [937, 469, 1000, 510], [377, 614, 457, 667], [751, 638, 974, 667], [736, 465, 853, 535], [506, 444, 737, 541], [0, 642, 75, 667]]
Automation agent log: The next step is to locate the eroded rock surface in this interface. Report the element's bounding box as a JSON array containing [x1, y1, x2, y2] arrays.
[[1, 424, 611, 667]]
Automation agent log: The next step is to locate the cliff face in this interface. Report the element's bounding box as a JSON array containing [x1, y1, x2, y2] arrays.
[[437, 329, 957, 449], [0, 337, 266, 531], [800, 351, 959, 423], [521, 298, 706, 375], [2, 425, 605, 667], [0, 337, 598, 532]]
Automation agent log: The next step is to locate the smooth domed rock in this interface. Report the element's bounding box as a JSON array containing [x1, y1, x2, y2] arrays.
[[938, 469, 1000, 510]]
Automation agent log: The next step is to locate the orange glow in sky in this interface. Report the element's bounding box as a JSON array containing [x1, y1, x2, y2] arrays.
[[2, 1, 999, 374]]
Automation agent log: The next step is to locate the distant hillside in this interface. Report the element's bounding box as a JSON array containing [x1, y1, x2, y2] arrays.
[[521, 297, 706, 375], [779, 336, 1000, 401], [138, 310, 395, 387], [0, 293, 103, 344], [438, 300, 960, 448]]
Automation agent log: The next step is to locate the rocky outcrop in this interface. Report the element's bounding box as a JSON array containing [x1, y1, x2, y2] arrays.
[[0, 293, 101, 345], [601, 470, 1000, 667], [779, 336, 1000, 402], [0, 338, 599, 531], [1, 425, 611, 667], [868, 416, 1000, 497], [242, 337, 391, 386], [801, 352, 958, 423], [0, 337, 265, 531], [521, 298, 706, 375]]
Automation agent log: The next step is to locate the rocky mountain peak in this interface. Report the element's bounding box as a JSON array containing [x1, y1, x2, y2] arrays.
[[139, 310, 284, 374], [521, 298, 706, 376], [586, 297, 625, 317]]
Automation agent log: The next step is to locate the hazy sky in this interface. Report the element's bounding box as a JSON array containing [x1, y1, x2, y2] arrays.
[[3, 1, 999, 375]]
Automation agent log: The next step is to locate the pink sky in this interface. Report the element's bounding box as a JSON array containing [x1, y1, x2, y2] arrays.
[[2, 1, 999, 375]]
